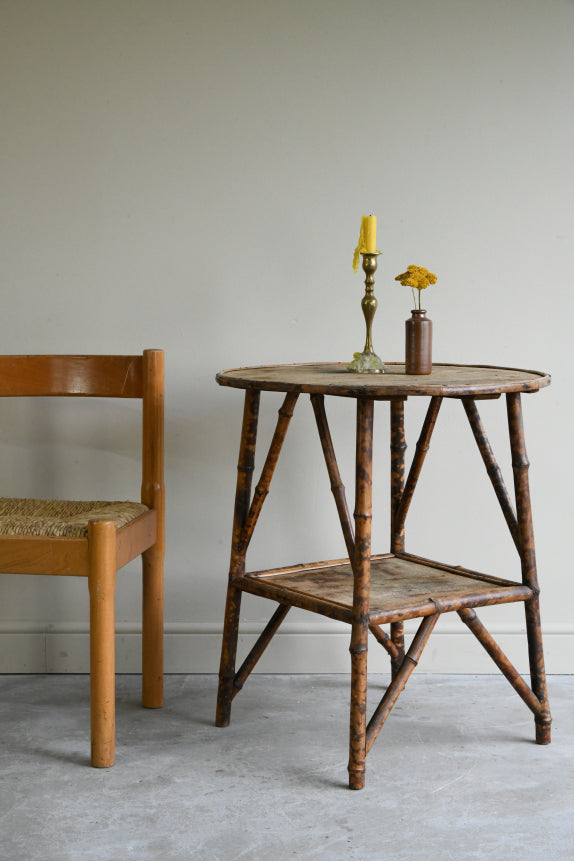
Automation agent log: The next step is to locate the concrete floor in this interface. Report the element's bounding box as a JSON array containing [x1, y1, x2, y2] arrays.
[[0, 674, 573, 861]]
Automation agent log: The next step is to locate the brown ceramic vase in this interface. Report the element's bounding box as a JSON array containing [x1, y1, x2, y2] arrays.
[[405, 309, 432, 374]]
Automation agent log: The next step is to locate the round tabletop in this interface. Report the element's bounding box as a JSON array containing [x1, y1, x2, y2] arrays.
[[216, 363, 551, 398]]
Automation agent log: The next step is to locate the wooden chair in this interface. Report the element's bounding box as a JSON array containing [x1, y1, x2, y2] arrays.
[[0, 351, 164, 767]]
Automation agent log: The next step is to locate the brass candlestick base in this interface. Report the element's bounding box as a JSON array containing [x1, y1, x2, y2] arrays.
[[347, 252, 387, 374]]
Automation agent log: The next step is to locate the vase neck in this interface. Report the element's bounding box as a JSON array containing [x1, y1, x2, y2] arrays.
[[410, 309, 428, 318]]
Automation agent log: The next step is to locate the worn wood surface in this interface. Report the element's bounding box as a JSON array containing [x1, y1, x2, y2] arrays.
[[244, 553, 532, 624], [217, 362, 550, 398]]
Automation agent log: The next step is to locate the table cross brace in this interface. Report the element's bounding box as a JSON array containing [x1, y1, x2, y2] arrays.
[[458, 607, 549, 721], [368, 623, 400, 659], [365, 612, 441, 753], [238, 392, 299, 555], [232, 603, 291, 698], [392, 396, 443, 541], [310, 394, 356, 562], [461, 397, 520, 551]]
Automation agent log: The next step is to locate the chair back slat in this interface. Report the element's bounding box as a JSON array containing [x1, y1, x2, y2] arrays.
[[0, 355, 143, 398]]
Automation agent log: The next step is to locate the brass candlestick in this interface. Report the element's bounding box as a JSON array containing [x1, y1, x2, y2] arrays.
[[347, 252, 387, 374]]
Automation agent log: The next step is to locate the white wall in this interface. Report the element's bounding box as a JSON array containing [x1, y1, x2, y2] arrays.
[[1, 0, 573, 673]]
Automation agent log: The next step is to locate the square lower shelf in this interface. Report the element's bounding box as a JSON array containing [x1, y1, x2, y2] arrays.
[[237, 553, 533, 624]]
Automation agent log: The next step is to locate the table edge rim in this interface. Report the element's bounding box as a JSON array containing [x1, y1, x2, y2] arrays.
[[215, 362, 551, 396]]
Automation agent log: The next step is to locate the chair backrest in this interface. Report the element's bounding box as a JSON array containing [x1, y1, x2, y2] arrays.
[[0, 351, 164, 510], [0, 355, 144, 398]]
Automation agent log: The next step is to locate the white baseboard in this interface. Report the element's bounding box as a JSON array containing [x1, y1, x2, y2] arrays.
[[0, 621, 572, 674]]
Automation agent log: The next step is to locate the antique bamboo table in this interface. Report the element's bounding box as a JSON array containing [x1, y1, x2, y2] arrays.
[[215, 362, 551, 790]]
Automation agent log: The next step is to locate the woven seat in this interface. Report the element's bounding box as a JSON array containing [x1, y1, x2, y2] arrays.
[[0, 498, 148, 539]]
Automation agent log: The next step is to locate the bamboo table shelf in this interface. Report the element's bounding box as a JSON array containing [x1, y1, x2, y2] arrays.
[[215, 363, 552, 790]]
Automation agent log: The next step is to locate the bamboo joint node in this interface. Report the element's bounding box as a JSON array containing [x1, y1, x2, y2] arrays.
[[512, 458, 530, 470], [349, 644, 368, 655], [429, 597, 448, 613]]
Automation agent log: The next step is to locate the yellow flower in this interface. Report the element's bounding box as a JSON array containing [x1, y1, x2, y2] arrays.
[[395, 265, 437, 310], [395, 265, 437, 290]]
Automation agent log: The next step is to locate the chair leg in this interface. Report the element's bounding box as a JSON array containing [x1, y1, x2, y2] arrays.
[[142, 546, 164, 709], [88, 520, 117, 768]]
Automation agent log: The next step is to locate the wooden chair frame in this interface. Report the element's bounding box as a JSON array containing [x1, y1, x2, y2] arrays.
[[0, 350, 164, 767]]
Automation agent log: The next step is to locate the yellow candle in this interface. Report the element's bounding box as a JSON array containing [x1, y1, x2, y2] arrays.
[[353, 214, 378, 271], [363, 215, 377, 252]]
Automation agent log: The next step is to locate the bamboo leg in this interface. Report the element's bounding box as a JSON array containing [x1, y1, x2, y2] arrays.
[[507, 392, 551, 743], [366, 613, 440, 754], [88, 520, 117, 768], [458, 608, 549, 720], [389, 622, 405, 678], [141, 349, 165, 709], [390, 398, 407, 553], [311, 393, 355, 560], [462, 397, 520, 552], [348, 397, 374, 791], [390, 399, 407, 676], [393, 396, 442, 538], [233, 604, 291, 697], [216, 389, 260, 727]]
